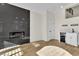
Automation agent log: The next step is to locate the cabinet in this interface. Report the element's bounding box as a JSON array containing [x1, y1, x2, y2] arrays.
[[65, 33, 78, 46]]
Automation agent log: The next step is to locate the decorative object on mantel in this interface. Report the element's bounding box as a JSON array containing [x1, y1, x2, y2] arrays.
[[70, 24, 78, 26], [62, 24, 68, 27]]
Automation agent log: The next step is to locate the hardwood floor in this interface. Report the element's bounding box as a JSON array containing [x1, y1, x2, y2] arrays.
[[0, 39, 79, 56], [20, 39, 79, 56]]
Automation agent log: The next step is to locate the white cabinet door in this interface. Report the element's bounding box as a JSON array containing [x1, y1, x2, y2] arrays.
[[70, 33, 77, 46], [47, 11, 55, 40], [66, 33, 78, 46], [65, 33, 71, 45]]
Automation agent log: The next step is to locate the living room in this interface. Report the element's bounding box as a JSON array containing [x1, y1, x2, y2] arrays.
[[0, 3, 79, 56]]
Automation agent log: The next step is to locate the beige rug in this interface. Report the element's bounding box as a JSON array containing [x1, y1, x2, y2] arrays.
[[36, 46, 72, 56]]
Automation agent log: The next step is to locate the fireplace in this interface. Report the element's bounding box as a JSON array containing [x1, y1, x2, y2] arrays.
[[9, 31, 30, 44], [9, 31, 25, 39]]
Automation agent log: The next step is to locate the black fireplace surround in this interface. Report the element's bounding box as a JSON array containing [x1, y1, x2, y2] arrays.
[[0, 3, 30, 49]]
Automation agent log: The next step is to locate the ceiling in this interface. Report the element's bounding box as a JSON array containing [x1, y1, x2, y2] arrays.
[[10, 3, 74, 13]]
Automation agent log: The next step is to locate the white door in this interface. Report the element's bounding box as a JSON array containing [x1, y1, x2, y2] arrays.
[[47, 11, 55, 40]]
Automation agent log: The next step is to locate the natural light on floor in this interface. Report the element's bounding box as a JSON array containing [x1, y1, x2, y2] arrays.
[[0, 45, 23, 56]]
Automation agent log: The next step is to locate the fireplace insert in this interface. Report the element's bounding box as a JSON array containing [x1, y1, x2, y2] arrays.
[[9, 31, 30, 44], [9, 31, 25, 39]]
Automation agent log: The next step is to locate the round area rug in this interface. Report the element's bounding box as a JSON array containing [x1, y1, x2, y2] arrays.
[[36, 46, 72, 56]]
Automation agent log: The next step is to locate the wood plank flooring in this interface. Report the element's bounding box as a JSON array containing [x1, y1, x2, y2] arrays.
[[1, 39, 79, 56], [20, 39, 79, 56]]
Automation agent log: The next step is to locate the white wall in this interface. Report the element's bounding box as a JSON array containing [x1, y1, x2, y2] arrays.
[[30, 11, 43, 42], [42, 11, 48, 41]]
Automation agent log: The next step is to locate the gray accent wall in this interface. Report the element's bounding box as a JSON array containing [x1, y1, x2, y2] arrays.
[[0, 3, 30, 49]]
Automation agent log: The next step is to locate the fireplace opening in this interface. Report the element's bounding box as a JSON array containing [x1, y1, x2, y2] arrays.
[[9, 31, 25, 39], [9, 31, 30, 45]]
